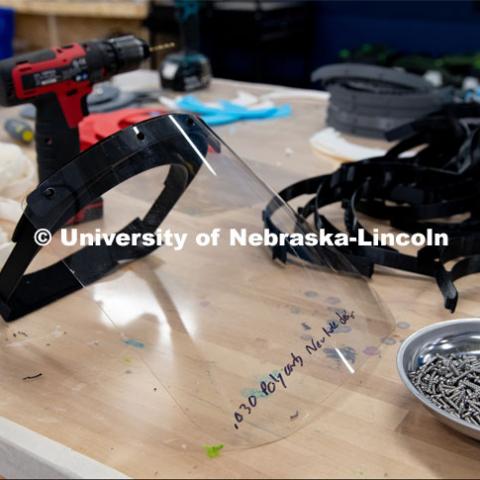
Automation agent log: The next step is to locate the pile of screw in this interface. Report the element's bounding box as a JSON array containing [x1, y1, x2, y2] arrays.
[[409, 354, 480, 427]]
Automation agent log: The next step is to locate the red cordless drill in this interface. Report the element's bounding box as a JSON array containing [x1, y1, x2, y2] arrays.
[[0, 35, 172, 222]]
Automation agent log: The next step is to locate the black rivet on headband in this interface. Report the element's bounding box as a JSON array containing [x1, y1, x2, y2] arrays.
[[43, 187, 55, 199]]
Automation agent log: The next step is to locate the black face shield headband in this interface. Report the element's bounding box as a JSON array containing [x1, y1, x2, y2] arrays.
[[0, 113, 213, 321]]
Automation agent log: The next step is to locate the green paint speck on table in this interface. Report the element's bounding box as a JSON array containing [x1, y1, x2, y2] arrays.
[[203, 444, 224, 458]]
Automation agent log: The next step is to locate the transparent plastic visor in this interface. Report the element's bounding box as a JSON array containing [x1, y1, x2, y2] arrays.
[[20, 114, 394, 449]]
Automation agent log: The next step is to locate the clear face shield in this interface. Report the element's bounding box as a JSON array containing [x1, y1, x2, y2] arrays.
[[1, 113, 394, 449]]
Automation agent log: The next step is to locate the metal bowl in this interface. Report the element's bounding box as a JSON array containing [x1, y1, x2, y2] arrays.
[[397, 318, 480, 441]]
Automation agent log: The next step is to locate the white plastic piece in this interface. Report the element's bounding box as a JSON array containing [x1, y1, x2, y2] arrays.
[[2, 157, 35, 199], [158, 95, 178, 110], [231, 90, 259, 107], [0, 143, 34, 253], [230, 90, 274, 109], [310, 128, 387, 161], [463, 76, 480, 91], [0, 199, 22, 258], [0, 142, 34, 194], [424, 70, 443, 87], [262, 89, 330, 101], [0, 197, 22, 223], [249, 100, 275, 110], [161, 88, 327, 116], [161, 62, 179, 80], [160, 90, 275, 113]]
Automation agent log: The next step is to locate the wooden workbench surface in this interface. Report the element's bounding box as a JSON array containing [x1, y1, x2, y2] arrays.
[[1, 78, 480, 479]]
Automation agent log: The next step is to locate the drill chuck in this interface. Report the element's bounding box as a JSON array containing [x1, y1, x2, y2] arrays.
[[106, 35, 150, 72], [86, 35, 151, 78]]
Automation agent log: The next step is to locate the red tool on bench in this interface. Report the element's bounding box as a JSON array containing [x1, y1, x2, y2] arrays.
[[0, 35, 173, 222]]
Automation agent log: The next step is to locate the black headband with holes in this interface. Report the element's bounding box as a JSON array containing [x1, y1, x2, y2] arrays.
[[0, 113, 211, 321]]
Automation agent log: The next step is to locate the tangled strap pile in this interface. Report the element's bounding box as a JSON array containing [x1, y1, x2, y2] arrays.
[[264, 103, 480, 312]]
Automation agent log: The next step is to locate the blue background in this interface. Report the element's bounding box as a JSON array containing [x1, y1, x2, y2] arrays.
[[0, 7, 14, 60], [313, 1, 480, 65]]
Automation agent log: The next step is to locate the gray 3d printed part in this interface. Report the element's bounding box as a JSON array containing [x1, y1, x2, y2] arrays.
[[311, 63, 453, 139], [328, 104, 417, 133], [311, 63, 433, 91], [329, 84, 452, 113], [326, 113, 393, 139]]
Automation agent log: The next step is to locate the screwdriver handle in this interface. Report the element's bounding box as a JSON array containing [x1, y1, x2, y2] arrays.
[[4, 118, 34, 144]]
